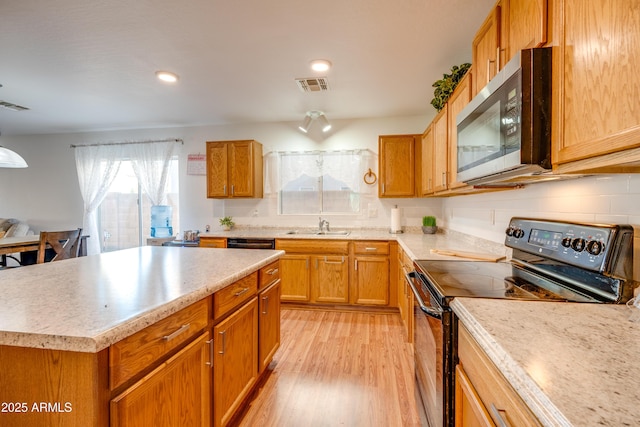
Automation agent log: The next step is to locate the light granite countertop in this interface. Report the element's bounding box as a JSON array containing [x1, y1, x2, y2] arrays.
[[199, 227, 509, 261], [452, 298, 640, 427], [0, 246, 282, 352]]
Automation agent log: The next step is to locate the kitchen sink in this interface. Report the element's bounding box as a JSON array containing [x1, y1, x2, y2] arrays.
[[285, 230, 350, 236]]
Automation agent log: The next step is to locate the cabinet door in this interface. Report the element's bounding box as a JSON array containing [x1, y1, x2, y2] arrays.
[[207, 142, 229, 198], [379, 135, 417, 197], [311, 255, 349, 304], [472, 5, 501, 96], [446, 71, 472, 190], [279, 254, 310, 302], [432, 106, 449, 193], [419, 125, 435, 196], [503, 0, 547, 61], [554, 0, 640, 168], [229, 141, 254, 197], [455, 365, 495, 427], [353, 256, 389, 306], [259, 281, 281, 373], [110, 332, 212, 427], [213, 298, 258, 427]]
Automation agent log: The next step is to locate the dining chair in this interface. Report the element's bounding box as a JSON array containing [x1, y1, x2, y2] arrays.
[[36, 228, 83, 263]]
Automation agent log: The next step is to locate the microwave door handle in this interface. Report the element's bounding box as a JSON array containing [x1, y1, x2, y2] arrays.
[[406, 271, 443, 319]]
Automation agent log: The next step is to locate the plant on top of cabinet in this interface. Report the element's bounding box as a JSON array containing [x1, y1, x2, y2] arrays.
[[207, 140, 263, 199], [430, 63, 471, 112]]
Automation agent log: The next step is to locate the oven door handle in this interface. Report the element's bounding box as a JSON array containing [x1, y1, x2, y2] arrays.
[[406, 271, 443, 320]]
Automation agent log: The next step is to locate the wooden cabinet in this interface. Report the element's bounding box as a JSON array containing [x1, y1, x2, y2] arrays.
[[472, 4, 501, 96], [110, 332, 212, 427], [432, 105, 449, 193], [206, 140, 263, 199], [352, 241, 390, 306], [501, 0, 548, 64], [378, 134, 420, 197], [456, 324, 541, 427], [419, 125, 435, 196], [446, 70, 472, 191], [259, 261, 281, 374], [396, 245, 414, 343], [276, 239, 349, 304], [213, 298, 259, 427], [552, 0, 640, 173], [200, 237, 226, 248]]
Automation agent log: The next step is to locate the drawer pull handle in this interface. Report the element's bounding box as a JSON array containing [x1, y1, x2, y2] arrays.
[[163, 324, 190, 341], [266, 268, 279, 275], [490, 404, 511, 427], [218, 330, 227, 354], [206, 339, 214, 367], [234, 287, 249, 297], [323, 256, 345, 264], [364, 247, 377, 251]]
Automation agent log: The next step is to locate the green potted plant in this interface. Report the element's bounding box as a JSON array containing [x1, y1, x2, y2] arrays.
[[430, 63, 471, 112], [422, 216, 437, 234], [219, 216, 235, 231]]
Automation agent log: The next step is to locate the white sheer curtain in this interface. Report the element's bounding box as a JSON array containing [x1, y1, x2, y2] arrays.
[[129, 140, 180, 205], [74, 144, 123, 256]]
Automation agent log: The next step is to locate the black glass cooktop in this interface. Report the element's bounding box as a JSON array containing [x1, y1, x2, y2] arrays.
[[413, 260, 598, 305]]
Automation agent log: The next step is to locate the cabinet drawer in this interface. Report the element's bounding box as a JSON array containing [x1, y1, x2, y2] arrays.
[[214, 272, 258, 320], [276, 239, 349, 254], [354, 241, 389, 255], [259, 260, 280, 291], [458, 325, 541, 427], [199, 237, 226, 248], [109, 298, 210, 390]]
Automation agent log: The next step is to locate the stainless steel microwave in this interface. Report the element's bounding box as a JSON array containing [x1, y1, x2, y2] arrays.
[[456, 47, 552, 186]]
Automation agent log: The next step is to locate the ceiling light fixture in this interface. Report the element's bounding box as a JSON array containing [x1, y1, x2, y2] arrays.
[[298, 111, 332, 133], [0, 147, 28, 168], [155, 71, 179, 83], [310, 59, 332, 72]]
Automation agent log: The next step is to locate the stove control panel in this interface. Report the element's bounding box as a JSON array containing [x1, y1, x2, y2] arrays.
[[505, 217, 633, 274]]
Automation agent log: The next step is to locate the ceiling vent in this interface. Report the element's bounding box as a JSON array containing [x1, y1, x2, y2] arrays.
[[295, 77, 330, 93], [0, 101, 30, 112]]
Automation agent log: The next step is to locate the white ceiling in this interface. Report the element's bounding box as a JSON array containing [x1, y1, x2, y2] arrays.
[[0, 0, 494, 136]]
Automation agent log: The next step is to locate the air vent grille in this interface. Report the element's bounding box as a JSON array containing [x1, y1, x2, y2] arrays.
[[0, 101, 29, 112], [295, 77, 330, 92]]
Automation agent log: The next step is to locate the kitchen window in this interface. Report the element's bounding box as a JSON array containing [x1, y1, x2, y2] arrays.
[[278, 151, 367, 215]]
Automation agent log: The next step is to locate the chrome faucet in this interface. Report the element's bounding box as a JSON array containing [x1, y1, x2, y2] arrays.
[[319, 216, 330, 232]]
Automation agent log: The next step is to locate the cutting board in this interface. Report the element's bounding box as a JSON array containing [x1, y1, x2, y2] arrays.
[[430, 249, 505, 262]]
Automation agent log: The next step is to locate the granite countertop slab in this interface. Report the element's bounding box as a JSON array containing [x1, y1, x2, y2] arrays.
[[0, 246, 283, 352], [200, 227, 508, 261], [451, 298, 640, 427]]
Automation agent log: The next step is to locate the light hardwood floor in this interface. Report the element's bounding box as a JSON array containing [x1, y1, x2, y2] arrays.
[[237, 309, 421, 426]]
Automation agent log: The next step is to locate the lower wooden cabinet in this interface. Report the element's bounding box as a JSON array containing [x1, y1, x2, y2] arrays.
[[110, 332, 212, 427], [457, 325, 541, 427], [213, 298, 259, 427], [352, 241, 390, 306], [259, 280, 281, 373], [397, 245, 414, 343], [279, 254, 311, 301], [200, 237, 227, 248], [312, 255, 349, 303]]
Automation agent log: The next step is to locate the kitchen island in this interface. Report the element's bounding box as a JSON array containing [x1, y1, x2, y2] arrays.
[[0, 246, 283, 426], [452, 297, 640, 426]]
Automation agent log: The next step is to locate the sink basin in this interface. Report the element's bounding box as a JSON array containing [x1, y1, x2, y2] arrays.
[[285, 230, 350, 236]]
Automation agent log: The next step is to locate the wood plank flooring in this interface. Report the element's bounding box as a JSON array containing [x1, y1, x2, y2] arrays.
[[237, 309, 421, 426]]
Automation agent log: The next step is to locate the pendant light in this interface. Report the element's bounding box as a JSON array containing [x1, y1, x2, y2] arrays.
[[0, 132, 28, 168]]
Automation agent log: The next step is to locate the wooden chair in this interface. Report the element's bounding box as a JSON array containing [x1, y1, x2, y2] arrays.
[[36, 228, 83, 264]]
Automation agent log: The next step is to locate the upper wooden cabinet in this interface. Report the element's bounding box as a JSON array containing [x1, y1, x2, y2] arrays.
[[473, 0, 548, 96], [432, 106, 449, 193], [472, 4, 501, 96], [446, 70, 472, 190], [419, 125, 435, 196], [552, 0, 640, 173], [206, 140, 263, 198], [378, 134, 421, 198]]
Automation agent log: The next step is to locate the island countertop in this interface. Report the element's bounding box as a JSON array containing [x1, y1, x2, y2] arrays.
[[452, 297, 640, 427], [0, 246, 283, 353]]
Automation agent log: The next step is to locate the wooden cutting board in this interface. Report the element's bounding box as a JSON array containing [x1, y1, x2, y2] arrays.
[[430, 249, 505, 262]]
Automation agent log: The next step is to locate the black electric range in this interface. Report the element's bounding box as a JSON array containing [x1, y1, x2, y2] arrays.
[[409, 217, 637, 427]]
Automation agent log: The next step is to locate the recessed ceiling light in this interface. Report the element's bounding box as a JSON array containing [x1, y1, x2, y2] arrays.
[[155, 71, 179, 83], [310, 60, 332, 72]]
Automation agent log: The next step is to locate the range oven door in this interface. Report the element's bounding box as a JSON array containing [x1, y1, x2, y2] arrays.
[[406, 271, 453, 427]]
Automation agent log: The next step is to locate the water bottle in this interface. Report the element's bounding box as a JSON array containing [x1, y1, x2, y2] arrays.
[[150, 205, 173, 237]]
